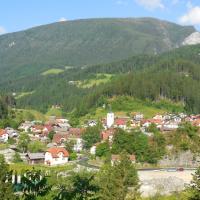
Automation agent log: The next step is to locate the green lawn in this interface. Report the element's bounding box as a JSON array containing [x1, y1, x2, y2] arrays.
[[76, 74, 113, 88], [41, 68, 64, 76], [46, 108, 64, 117]]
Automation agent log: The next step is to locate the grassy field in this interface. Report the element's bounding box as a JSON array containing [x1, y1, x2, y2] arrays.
[[79, 96, 185, 122], [41, 68, 64, 76], [109, 96, 184, 118], [76, 74, 113, 88], [14, 109, 47, 122], [9, 163, 75, 173], [46, 108, 64, 117], [15, 91, 35, 100]]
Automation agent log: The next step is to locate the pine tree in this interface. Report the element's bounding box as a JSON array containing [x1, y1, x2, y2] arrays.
[[21, 169, 51, 200], [98, 152, 140, 200]]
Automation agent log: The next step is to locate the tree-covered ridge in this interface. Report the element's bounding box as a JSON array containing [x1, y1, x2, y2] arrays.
[[0, 17, 195, 81], [1, 44, 200, 115]]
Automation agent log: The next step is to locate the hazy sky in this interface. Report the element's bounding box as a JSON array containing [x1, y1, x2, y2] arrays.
[[0, 0, 200, 34]]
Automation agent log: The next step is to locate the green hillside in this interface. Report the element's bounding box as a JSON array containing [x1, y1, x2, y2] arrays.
[[6, 44, 199, 115], [79, 96, 184, 123], [0, 18, 195, 82]]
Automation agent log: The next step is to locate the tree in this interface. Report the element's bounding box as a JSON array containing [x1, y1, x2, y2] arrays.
[[187, 167, 200, 200], [0, 97, 8, 119], [98, 153, 139, 200], [96, 142, 110, 157], [82, 126, 101, 149], [65, 140, 76, 153], [28, 141, 46, 153], [21, 169, 51, 200], [69, 152, 77, 161], [71, 171, 99, 200], [54, 171, 99, 200], [48, 131, 56, 141], [0, 154, 17, 200], [17, 133, 31, 153], [12, 152, 23, 163]]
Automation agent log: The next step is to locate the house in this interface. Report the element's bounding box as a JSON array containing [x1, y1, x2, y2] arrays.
[[68, 128, 84, 152], [134, 113, 144, 121], [26, 153, 45, 165], [43, 125, 53, 135], [111, 154, 136, 166], [101, 129, 115, 142], [56, 118, 70, 129], [73, 138, 83, 152], [45, 147, 69, 166], [69, 128, 84, 138], [54, 126, 69, 133], [52, 133, 68, 145], [5, 127, 18, 138], [0, 129, 8, 142], [192, 119, 200, 127], [31, 125, 44, 134], [18, 121, 34, 132], [142, 119, 163, 128], [153, 115, 163, 120], [114, 118, 128, 129], [162, 122, 179, 131], [90, 145, 97, 155], [88, 120, 97, 127]]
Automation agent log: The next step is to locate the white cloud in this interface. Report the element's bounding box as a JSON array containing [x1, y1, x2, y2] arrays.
[[59, 17, 67, 22], [179, 6, 200, 25], [135, 0, 164, 10], [0, 26, 6, 35]]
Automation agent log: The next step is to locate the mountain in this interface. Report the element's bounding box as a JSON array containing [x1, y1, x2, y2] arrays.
[[0, 17, 195, 80]]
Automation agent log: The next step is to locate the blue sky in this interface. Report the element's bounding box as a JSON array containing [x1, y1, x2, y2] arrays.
[[0, 0, 200, 34]]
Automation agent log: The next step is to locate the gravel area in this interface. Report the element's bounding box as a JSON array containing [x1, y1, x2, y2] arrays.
[[139, 170, 195, 197]]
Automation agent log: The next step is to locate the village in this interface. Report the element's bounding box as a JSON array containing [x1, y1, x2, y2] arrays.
[[0, 110, 200, 167]]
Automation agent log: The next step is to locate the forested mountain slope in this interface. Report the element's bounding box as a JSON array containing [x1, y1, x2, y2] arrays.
[[7, 44, 199, 115], [0, 17, 195, 80]]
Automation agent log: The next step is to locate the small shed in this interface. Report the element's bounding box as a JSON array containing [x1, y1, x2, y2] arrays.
[[26, 153, 45, 165]]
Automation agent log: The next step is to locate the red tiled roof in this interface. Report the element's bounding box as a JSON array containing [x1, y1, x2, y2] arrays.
[[47, 147, 69, 158], [0, 129, 6, 136], [69, 128, 85, 138], [101, 129, 115, 140], [192, 119, 200, 126], [52, 133, 68, 144], [115, 118, 127, 126], [43, 125, 53, 132]]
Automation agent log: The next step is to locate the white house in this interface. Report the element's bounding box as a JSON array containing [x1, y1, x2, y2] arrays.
[[0, 129, 8, 143], [73, 138, 83, 152], [107, 112, 114, 128], [88, 120, 97, 127], [90, 145, 97, 155], [45, 147, 69, 166], [18, 121, 34, 132]]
